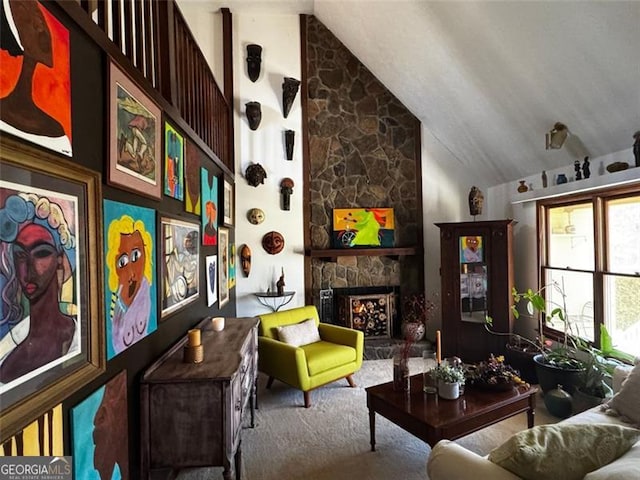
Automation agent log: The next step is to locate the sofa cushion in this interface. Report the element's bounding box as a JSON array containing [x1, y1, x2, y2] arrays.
[[602, 363, 640, 427], [277, 318, 321, 347], [488, 423, 640, 480]]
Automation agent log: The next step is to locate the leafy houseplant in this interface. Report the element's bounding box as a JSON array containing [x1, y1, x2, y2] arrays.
[[486, 280, 622, 395], [433, 363, 465, 400]]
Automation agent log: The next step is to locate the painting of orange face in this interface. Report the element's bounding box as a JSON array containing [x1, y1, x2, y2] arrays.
[[115, 231, 146, 307], [0, 1, 71, 140]]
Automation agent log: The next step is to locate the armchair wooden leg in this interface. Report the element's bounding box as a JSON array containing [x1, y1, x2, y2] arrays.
[[266, 376, 275, 389], [303, 391, 311, 408], [346, 375, 356, 388]]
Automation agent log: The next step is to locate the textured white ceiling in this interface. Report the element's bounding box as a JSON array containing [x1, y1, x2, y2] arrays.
[[202, 0, 640, 186]]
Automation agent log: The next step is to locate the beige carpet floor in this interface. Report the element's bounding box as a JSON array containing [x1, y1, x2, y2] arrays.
[[177, 358, 558, 480]]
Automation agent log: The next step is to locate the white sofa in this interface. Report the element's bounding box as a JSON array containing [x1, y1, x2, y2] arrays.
[[427, 365, 640, 480]]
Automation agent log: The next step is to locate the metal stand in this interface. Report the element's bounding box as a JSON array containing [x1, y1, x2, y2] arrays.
[[254, 291, 295, 312]]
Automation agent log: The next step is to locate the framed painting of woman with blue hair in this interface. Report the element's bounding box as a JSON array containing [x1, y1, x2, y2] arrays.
[[0, 137, 104, 442]]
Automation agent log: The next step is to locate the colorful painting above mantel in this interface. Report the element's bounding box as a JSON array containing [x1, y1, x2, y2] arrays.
[[0, 1, 72, 156], [332, 208, 395, 248]]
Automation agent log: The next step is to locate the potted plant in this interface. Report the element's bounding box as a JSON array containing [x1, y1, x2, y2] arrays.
[[465, 354, 529, 391], [433, 363, 465, 400], [486, 280, 618, 395], [400, 292, 437, 342]]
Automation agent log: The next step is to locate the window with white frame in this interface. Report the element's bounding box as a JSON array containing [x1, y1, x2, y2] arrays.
[[538, 185, 640, 358]]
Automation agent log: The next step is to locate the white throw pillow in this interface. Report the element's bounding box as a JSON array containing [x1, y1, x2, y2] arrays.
[[277, 319, 321, 347], [602, 363, 640, 426]]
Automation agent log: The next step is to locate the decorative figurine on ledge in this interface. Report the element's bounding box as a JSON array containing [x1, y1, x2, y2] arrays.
[[468, 186, 484, 218], [262, 231, 285, 255], [247, 207, 265, 225], [245, 101, 262, 130], [246, 44, 262, 82], [582, 156, 591, 179], [285, 130, 295, 160], [245, 163, 267, 187], [634, 131, 640, 168], [240, 244, 252, 277], [282, 77, 300, 118], [280, 178, 294, 211], [574, 160, 582, 180], [276, 268, 285, 296]]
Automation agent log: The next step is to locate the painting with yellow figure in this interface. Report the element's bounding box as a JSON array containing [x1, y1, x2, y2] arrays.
[[460, 235, 484, 264], [229, 244, 236, 289], [332, 208, 395, 249], [0, 405, 63, 456]]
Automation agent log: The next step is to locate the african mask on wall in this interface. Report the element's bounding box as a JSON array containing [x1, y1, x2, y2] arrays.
[[282, 77, 300, 119], [246, 44, 262, 82], [247, 208, 265, 225], [245, 163, 267, 187], [240, 244, 252, 277], [280, 178, 294, 211], [284, 130, 295, 161], [262, 231, 284, 255], [245, 101, 262, 130]]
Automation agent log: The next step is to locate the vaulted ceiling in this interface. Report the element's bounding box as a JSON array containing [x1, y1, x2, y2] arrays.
[[203, 0, 640, 186]]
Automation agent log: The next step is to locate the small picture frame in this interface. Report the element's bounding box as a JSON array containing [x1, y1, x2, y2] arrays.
[[223, 179, 234, 226], [218, 227, 230, 307]]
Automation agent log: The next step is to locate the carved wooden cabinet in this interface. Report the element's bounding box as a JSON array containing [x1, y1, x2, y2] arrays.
[[435, 220, 514, 362], [140, 317, 259, 480]]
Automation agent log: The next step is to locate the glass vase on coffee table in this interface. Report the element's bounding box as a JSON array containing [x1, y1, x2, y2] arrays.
[[423, 350, 438, 393]]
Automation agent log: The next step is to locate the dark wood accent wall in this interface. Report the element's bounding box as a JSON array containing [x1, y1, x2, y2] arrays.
[[0, 1, 235, 475]]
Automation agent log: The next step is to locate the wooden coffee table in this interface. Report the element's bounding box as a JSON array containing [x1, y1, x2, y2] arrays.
[[366, 374, 537, 450]]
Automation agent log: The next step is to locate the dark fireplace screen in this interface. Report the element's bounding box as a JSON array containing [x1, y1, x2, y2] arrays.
[[338, 293, 394, 338]]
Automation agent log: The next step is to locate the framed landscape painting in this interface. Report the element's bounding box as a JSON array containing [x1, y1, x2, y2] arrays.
[[108, 61, 161, 199], [0, 138, 104, 442], [103, 200, 158, 360], [0, 2, 72, 157], [160, 216, 200, 318]]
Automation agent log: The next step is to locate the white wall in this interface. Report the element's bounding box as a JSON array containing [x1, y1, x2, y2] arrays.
[[232, 14, 305, 316]]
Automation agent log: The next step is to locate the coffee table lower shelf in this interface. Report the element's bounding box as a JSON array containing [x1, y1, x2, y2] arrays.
[[366, 374, 537, 450]]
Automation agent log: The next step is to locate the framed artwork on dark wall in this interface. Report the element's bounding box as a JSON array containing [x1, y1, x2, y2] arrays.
[[160, 215, 200, 318], [107, 60, 162, 200], [0, 137, 105, 442], [0, 1, 72, 157], [201, 168, 218, 246], [103, 200, 158, 360], [223, 179, 234, 226], [164, 121, 184, 200], [218, 227, 229, 307]]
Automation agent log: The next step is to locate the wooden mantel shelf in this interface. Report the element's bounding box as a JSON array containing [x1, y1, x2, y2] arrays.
[[306, 246, 421, 261]]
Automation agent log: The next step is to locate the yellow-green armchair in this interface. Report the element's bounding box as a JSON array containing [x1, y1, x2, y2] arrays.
[[258, 305, 364, 408]]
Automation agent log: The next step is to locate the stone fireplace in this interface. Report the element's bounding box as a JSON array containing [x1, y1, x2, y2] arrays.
[[305, 16, 424, 321]]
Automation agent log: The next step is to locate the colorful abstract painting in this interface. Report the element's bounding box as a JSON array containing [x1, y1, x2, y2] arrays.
[[108, 62, 161, 199], [71, 371, 129, 480], [103, 200, 157, 360], [218, 227, 229, 307], [332, 208, 395, 248], [460, 235, 483, 263], [164, 122, 184, 200], [0, 1, 72, 156], [205, 255, 217, 307], [160, 216, 200, 318], [184, 140, 202, 214], [201, 168, 218, 246], [0, 405, 63, 456]]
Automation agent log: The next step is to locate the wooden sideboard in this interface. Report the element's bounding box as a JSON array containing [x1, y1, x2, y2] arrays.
[[140, 317, 259, 480]]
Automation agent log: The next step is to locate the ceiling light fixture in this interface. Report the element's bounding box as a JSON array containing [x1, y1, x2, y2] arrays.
[[545, 122, 569, 150]]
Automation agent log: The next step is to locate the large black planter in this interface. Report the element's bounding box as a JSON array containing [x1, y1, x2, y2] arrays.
[[504, 343, 538, 384], [533, 354, 585, 394]]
